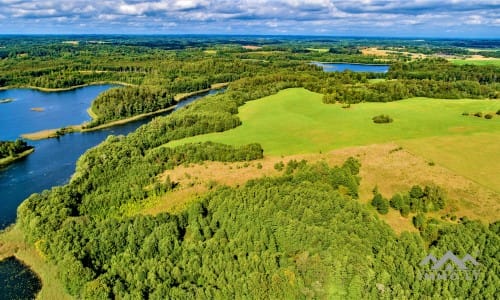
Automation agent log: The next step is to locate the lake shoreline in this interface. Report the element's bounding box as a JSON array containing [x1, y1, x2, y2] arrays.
[[0, 148, 35, 167], [20, 83, 229, 141], [0, 81, 134, 92]]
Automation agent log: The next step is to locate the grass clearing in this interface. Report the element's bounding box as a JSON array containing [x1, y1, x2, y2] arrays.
[[168, 88, 500, 156]]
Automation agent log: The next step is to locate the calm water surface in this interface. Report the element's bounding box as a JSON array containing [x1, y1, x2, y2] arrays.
[[312, 62, 389, 73]]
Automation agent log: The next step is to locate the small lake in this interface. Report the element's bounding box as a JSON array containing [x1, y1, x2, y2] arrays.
[[312, 62, 389, 73], [0, 85, 222, 298], [0, 257, 41, 299]]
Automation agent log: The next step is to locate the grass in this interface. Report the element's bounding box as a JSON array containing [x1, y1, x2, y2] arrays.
[[450, 58, 500, 66], [168, 88, 500, 156], [399, 133, 500, 193], [0, 225, 71, 300]]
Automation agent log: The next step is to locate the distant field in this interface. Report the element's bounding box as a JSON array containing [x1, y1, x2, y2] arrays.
[[450, 58, 500, 66], [168, 88, 500, 156]]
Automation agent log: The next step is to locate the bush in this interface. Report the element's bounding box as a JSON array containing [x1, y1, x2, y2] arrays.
[[484, 114, 493, 119], [462, 112, 469, 116], [274, 161, 284, 171], [474, 112, 483, 117], [496, 109, 500, 115], [371, 193, 389, 214], [372, 114, 393, 124]]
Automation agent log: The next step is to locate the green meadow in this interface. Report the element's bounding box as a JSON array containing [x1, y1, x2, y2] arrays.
[[450, 58, 500, 66], [168, 88, 500, 156]]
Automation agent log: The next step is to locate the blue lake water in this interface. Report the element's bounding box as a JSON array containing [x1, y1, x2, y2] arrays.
[[0, 85, 221, 298], [0, 85, 118, 140], [312, 62, 389, 73]]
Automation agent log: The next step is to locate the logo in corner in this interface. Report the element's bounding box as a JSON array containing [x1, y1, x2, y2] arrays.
[[418, 251, 481, 281]]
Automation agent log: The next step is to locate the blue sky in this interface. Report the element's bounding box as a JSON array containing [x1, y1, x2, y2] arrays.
[[0, 0, 498, 38]]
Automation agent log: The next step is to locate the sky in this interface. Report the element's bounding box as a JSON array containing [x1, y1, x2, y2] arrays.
[[0, 0, 499, 38]]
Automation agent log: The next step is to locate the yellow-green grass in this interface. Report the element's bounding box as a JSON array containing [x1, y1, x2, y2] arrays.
[[450, 58, 500, 66], [0, 225, 71, 300], [167, 88, 500, 156], [399, 133, 500, 193]]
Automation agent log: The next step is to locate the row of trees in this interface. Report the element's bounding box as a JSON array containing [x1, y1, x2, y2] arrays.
[[323, 79, 498, 104]]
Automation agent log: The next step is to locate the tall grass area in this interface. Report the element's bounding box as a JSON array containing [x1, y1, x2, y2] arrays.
[[168, 88, 500, 155]]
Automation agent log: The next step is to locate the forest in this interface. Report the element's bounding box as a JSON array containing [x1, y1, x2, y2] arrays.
[[0, 36, 498, 299]]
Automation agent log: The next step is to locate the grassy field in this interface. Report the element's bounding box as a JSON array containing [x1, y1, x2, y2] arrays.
[[450, 58, 500, 66], [168, 88, 500, 156], [160, 88, 500, 227], [399, 133, 500, 193]]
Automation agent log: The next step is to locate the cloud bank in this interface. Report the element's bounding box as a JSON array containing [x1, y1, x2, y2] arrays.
[[0, 0, 498, 37]]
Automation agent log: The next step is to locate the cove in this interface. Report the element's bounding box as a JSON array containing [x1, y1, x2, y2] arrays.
[[311, 62, 389, 73]]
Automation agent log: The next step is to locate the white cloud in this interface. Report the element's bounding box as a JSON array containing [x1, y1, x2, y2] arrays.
[[0, 0, 497, 36]]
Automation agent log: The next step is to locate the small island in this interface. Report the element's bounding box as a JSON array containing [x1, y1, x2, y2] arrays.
[[0, 140, 34, 167], [30, 107, 45, 112], [0, 98, 13, 104]]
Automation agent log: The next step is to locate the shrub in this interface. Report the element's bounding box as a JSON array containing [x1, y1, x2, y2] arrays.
[[496, 109, 500, 115], [372, 114, 393, 124], [256, 163, 262, 169], [274, 161, 284, 171], [371, 193, 389, 214], [474, 112, 483, 117], [484, 114, 493, 119], [462, 112, 469, 116]]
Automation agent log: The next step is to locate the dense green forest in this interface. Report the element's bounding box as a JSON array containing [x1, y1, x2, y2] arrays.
[[1, 36, 498, 298], [0, 140, 32, 159]]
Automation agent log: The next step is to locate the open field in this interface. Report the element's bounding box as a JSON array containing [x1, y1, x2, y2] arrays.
[[168, 88, 500, 156], [450, 58, 500, 66], [162, 88, 500, 227], [0, 226, 70, 300], [399, 133, 500, 193]]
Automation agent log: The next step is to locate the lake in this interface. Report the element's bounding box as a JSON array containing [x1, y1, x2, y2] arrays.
[[312, 62, 389, 73], [0, 85, 117, 140], [0, 86, 222, 298]]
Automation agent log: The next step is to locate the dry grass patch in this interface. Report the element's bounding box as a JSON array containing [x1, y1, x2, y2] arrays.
[[143, 142, 499, 232]]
